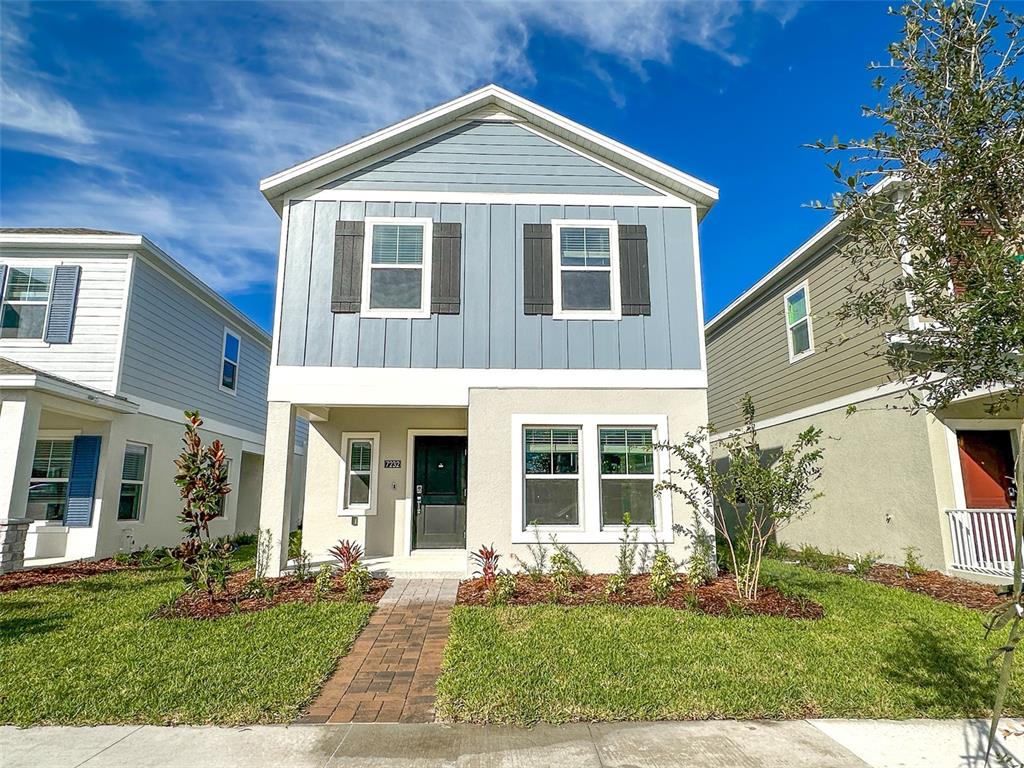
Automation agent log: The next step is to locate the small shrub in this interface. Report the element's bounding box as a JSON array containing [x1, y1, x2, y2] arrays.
[[903, 546, 926, 576], [512, 523, 549, 580], [615, 513, 640, 581], [239, 577, 276, 600], [293, 550, 313, 582], [329, 539, 364, 574], [850, 551, 881, 576], [688, 529, 715, 587], [796, 544, 846, 572], [113, 551, 132, 566], [136, 546, 162, 568], [471, 544, 500, 588], [288, 529, 303, 560], [254, 527, 274, 582], [549, 542, 587, 599], [342, 562, 372, 602], [232, 531, 258, 546], [604, 572, 628, 597], [650, 550, 677, 601], [488, 571, 517, 606], [312, 563, 334, 601]]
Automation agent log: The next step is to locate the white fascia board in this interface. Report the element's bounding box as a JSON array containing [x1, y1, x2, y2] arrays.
[[259, 84, 718, 214], [268, 366, 708, 408], [0, 374, 139, 413]]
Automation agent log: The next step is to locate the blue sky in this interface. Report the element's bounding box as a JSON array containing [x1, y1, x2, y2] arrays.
[[0, 1, 904, 332]]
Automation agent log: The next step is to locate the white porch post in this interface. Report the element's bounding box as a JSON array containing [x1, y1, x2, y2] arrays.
[[0, 393, 42, 519], [258, 401, 297, 577]]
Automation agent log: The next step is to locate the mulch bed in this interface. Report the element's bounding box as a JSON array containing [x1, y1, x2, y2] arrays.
[[456, 573, 824, 619], [0, 558, 138, 594], [855, 563, 1004, 612], [158, 568, 392, 620]]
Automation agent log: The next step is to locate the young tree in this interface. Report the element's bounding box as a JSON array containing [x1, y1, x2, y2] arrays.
[[171, 410, 233, 596], [658, 395, 824, 601], [812, 1, 1023, 753]]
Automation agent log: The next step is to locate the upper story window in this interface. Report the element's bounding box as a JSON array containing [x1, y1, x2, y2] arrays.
[[784, 281, 814, 362], [360, 218, 433, 319], [1, 266, 52, 339], [221, 329, 240, 393], [551, 220, 621, 320]]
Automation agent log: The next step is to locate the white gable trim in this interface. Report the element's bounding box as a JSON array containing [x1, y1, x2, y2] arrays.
[[259, 84, 718, 214]]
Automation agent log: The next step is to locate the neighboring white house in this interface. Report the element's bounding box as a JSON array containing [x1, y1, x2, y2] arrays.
[[0, 228, 304, 566], [255, 84, 719, 577]]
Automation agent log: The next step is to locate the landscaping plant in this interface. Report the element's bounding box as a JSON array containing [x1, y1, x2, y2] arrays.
[[810, 3, 1024, 751], [902, 546, 926, 577], [329, 539, 364, 574], [312, 563, 334, 601], [342, 562, 372, 602], [549, 542, 587, 600], [649, 550, 677, 601], [850, 551, 881, 576], [169, 410, 234, 597], [488, 572, 517, 607], [292, 550, 313, 583], [658, 395, 824, 601], [687, 528, 716, 587], [512, 522, 549, 580], [471, 544, 501, 589]]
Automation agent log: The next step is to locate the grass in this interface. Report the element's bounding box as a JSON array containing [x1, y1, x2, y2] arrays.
[[436, 560, 1024, 724], [0, 549, 373, 725]]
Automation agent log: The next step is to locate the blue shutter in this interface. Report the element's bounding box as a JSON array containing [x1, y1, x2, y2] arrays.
[[64, 435, 101, 528], [44, 265, 81, 344]]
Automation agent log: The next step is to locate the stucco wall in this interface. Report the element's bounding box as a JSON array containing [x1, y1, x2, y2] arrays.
[[466, 387, 710, 573], [716, 391, 949, 571]]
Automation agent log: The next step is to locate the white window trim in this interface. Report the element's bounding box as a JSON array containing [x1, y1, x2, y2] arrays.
[[520, 424, 586, 536], [359, 217, 433, 319], [942, 418, 1020, 510], [511, 414, 672, 544], [220, 327, 240, 395], [598, 426, 658, 530], [551, 219, 622, 320], [339, 431, 380, 516], [0, 263, 56, 346], [27, 437, 73, 524], [117, 441, 150, 524], [784, 280, 815, 363]]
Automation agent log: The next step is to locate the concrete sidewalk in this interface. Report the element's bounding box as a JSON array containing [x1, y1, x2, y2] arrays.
[[0, 719, 1006, 768]]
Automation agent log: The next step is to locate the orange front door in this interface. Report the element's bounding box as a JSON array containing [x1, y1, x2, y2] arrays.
[[958, 430, 1015, 509]]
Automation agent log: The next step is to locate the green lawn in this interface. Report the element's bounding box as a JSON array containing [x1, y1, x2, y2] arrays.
[[0, 554, 373, 725], [436, 560, 1024, 724]]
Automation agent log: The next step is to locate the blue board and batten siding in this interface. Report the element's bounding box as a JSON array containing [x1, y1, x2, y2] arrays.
[[120, 259, 270, 434], [277, 201, 701, 370], [322, 122, 662, 196]]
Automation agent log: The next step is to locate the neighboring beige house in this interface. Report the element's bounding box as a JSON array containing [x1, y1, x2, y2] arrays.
[[255, 84, 719, 577], [706, 215, 1020, 580], [0, 228, 305, 567]]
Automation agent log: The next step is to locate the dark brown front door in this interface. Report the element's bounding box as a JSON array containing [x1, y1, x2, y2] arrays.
[[413, 436, 467, 549], [958, 430, 1016, 508]]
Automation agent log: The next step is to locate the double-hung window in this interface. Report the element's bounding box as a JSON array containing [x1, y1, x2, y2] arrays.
[[340, 433, 378, 514], [523, 427, 581, 527], [221, 329, 240, 393], [784, 282, 814, 362], [118, 443, 148, 521], [599, 428, 656, 527], [551, 220, 621, 319], [27, 439, 72, 522], [361, 218, 432, 318], [1, 267, 52, 339]]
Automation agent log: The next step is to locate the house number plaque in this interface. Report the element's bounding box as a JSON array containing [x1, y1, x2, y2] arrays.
[[383, 459, 402, 469]]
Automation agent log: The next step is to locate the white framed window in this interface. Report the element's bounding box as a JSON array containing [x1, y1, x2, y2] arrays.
[[784, 281, 814, 362], [551, 220, 621, 320], [1, 266, 53, 340], [27, 439, 72, 522], [511, 415, 671, 544], [360, 218, 433, 319], [118, 443, 149, 521], [599, 427, 656, 528], [220, 328, 240, 393], [339, 432, 380, 515], [523, 427, 582, 528]]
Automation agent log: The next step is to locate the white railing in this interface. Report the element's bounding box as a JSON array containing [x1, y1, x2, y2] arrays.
[[946, 508, 1017, 577]]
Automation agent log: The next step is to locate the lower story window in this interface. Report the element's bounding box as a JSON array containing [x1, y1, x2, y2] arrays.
[[347, 441, 373, 507], [599, 427, 655, 527], [118, 443, 148, 521], [27, 439, 72, 522], [523, 427, 580, 526]]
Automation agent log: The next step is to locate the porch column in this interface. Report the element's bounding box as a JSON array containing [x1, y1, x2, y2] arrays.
[[258, 401, 297, 577], [0, 393, 42, 519]]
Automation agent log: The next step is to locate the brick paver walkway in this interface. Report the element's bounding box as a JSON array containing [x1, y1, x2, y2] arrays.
[[298, 578, 460, 724]]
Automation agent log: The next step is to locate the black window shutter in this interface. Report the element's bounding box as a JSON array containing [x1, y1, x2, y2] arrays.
[[332, 221, 364, 313], [523, 223, 553, 315], [430, 222, 462, 314], [44, 265, 81, 343], [618, 224, 651, 316]]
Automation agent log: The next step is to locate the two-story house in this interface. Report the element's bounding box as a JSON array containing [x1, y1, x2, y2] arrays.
[[706, 214, 1020, 580], [255, 85, 719, 577], [0, 228, 297, 567]]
